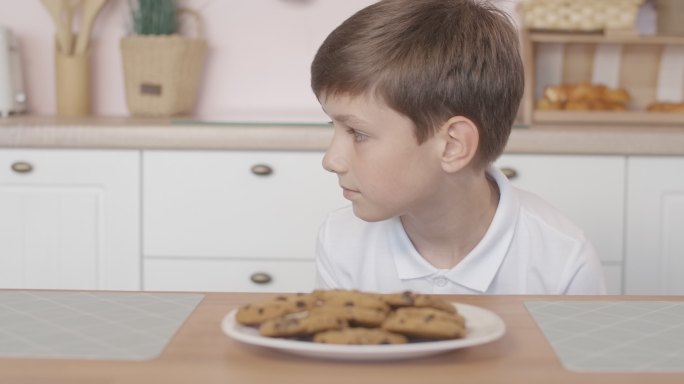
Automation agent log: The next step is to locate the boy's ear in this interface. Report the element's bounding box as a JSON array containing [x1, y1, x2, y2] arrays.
[[438, 116, 479, 173]]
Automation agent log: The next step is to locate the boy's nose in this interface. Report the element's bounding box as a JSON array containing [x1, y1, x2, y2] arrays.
[[322, 135, 347, 174]]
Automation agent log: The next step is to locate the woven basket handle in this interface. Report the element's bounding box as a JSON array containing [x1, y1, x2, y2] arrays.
[[178, 7, 205, 37]]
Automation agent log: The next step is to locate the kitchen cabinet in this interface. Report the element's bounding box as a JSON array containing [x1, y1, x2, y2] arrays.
[[625, 156, 684, 295], [2, 120, 683, 295], [144, 258, 315, 293], [0, 149, 140, 290], [495, 154, 626, 294], [143, 150, 626, 294], [142, 150, 347, 292]]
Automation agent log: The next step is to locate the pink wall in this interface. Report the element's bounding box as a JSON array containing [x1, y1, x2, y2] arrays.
[[0, 0, 540, 120], [1, 0, 525, 121], [0, 0, 381, 121]]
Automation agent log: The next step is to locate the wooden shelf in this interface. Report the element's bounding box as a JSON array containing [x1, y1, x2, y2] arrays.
[[528, 32, 684, 46], [533, 110, 684, 125], [520, 31, 684, 126]]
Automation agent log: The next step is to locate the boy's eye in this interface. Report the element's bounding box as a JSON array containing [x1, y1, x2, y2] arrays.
[[346, 128, 368, 142]]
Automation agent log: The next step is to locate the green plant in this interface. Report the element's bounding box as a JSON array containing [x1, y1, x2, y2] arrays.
[[129, 0, 178, 35]]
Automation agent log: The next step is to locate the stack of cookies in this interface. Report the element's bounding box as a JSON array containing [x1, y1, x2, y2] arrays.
[[235, 290, 466, 345]]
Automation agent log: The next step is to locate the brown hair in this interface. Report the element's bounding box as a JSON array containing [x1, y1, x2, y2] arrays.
[[311, 0, 523, 168]]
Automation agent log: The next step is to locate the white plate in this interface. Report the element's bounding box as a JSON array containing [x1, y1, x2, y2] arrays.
[[221, 303, 505, 361]]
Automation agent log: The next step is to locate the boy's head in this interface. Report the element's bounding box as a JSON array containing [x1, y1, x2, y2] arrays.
[[311, 0, 524, 168]]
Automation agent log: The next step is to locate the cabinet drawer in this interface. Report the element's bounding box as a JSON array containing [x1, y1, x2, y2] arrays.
[[143, 150, 347, 259], [496, 154, 625, 263], [144, 258, 315, 292]]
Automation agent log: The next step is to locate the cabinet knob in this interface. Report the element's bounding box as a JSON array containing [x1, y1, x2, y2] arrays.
[[250, 164, 273, 176], [11, 161, 33, 174], [500, 167, 518, 180], [250, 272, 273, 285]]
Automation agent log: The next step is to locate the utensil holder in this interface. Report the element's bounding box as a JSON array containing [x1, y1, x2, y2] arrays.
[[55, 49, 90, 116]]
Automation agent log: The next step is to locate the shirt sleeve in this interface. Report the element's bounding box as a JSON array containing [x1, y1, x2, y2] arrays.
[[561, 239, 608, 295]]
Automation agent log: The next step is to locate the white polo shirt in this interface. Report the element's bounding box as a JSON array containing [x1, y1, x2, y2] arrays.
[[314, 166, 607, 295]]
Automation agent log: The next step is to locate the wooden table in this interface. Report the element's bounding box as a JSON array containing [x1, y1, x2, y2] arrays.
[[0, 293, 682, 384]]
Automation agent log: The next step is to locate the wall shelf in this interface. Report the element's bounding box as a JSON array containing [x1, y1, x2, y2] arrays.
[[521, 31, 684, 125]]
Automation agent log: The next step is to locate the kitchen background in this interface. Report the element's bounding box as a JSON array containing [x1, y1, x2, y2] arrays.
[[0, 0, 656, 121], [2, 1, 681, 297]]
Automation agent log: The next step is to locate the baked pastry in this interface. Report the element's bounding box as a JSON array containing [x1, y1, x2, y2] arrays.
[[313, 327, 408, 345], [235, 293, 321, 326], [538, 82, 631, 111], [259, 311, 347, 338], [536, 98, 563, 110], [604, 88, 630, 104], [381, 307, 466, 340], [543, 84, 572, 103], [568, 82, 604, 102], [378, 291, 456, 314], [313, 289, 391, 312], [309, 305, 388, 328], [647, 102, 684, 113]]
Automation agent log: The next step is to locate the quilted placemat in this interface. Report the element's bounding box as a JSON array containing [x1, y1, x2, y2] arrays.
[[525, 301, 684, 372], [0, 290, 203, 360]]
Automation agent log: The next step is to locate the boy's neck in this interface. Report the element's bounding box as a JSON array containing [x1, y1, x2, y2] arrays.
[[400, 169, 500, 270]]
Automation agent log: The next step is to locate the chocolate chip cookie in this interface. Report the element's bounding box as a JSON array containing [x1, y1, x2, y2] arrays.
[[378, 291, 456, 314], [259, 311, 348, 338], [314, 289, 391, 312], [235, 293, 321, 326], [313, 327, 408, 345], [309, 305, 388, 328], [381, 307, 466, 340]]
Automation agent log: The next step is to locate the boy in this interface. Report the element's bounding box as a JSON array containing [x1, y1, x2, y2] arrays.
[[310, 0, 606, 294]]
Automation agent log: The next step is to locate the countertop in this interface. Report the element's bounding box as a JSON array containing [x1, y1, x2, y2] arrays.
[[1, 116, 684, 155], [0, 292, 682, 384]]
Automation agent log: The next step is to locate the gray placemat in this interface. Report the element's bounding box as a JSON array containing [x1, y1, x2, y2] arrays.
[[525, 301, 684, 372], [0, 291, 204, 361]]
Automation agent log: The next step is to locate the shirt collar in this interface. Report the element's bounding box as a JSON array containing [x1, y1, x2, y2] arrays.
[[392, 166, 520, 292], [391, 218, 439, 280]]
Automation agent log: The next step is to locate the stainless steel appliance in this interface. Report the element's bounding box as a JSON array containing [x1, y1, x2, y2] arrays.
[[0, 26, 27, 117]]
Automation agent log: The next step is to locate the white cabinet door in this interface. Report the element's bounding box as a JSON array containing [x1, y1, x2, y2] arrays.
[[0, 149, 141, 290], [496, 154, 626, 294], [143, 150, 346, 292], [625, 156, 684, 295], [143, 150, 347, 260]]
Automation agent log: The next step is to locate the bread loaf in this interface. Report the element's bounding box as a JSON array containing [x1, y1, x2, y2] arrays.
[[537, 82, 631, 111]]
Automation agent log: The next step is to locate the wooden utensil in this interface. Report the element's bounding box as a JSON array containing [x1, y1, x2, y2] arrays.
[[61, 0, 82, 55], [74, 0, 108, 55], [40, 0, 71, 54]]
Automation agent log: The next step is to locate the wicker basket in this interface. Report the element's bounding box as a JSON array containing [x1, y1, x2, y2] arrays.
[[518, 0, 643, 32], [120, 8, 207, 117], [655, 0, 684, 36]]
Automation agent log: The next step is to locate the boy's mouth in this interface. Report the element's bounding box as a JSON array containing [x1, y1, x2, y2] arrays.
[[341, 186, 360, 199]]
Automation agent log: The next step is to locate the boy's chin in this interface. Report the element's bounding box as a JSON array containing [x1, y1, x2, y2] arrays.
[[351, 204, 393, 223]]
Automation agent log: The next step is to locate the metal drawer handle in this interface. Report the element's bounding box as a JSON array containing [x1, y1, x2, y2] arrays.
[[251, 164, 273, 176], [11, 161, 33, 174], [250, 272, 273, 285], [500, 167, 518, 180]]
